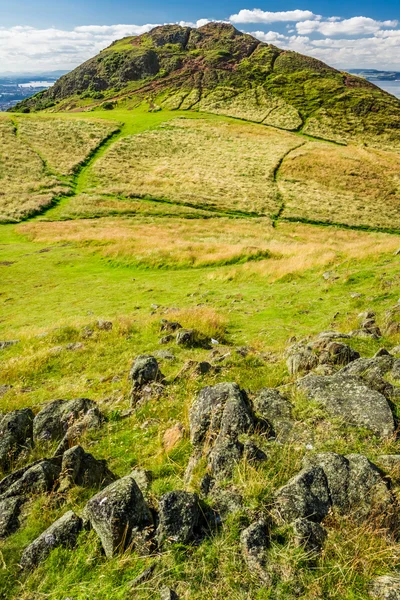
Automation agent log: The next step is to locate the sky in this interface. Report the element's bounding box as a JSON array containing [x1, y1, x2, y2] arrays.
[[0, 0, 399, 73]]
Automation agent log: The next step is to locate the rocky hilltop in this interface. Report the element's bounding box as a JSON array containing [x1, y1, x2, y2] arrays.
[[13, 23, 400, 148]]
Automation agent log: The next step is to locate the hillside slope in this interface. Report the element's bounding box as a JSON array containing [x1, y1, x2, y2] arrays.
[[13, 23, 400, 149]]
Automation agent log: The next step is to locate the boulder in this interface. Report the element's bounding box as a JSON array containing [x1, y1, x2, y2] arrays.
[[0, 408, 34, 469], [240, 520, 270, 584], [96, 320, 113, 331], [369, 575, 400, 599], [298, 374, 394, 438], [208, 439, 244, 480], [129, 355, 162, 387], [318, 342, 360, 366], [33, 398, 102, 443], [84, 475, 153, 557], [130, 469, 153, 495], [303, 452, 350, 510], [275, 466, 330, 523], [176, 329, 195, 346], [1, 460, 60, 499], [59, 445, 116, 492], [0, 496, 23, 538], [286, 345, 318, 376], [292, 518, 327, 554], [253, 388, 294, 441], [208, 486, 244, 521], [157, 491, 202, 547], [160, 320, 182, 333], [20, 511, 82, 571]]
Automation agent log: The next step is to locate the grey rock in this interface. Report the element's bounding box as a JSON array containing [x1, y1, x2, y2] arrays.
[[189, 383, 254, 448], [20, 511, 82, 571], [318, 342, 360, 366], [286, 346, 318, 376], [154, 350, 176, 361], [160, 587, 179, 600], [303, 452, 350, 511], [160, 320, 182, 333], [384, 305, 400, 336], [159, 335, 175, 345], [209, 486, 243, 520], [369, 575, 400, 599], [129, 355, 163, 390], [253, 388, 293, 441], [1, 460, 60, 499], [84, 475, 153, 557], [374, 348, 392, 358], [0, 496, 23, 538], [0, 340, 19, 350], [0, 459, 44, 496], [298, 374, 394, 438], [339, 356, 394, 379], [96, 320, 113, 331], [240, 520, 270, 584], [377, 455, 400, 473], [33, 398, 102, 443], [243, 440, 268, 464], [157, 491, 201, 547], [391, 346, 400, 356], [130, 469, 153, 495], [176, 329, 195, 346], [59, 445, 116, 492], [0, 408, 34, 469], [208, 438, 244, 479], [293, 518, 327, 554], [346, 454, 393, 520], [275, 466, 330, 523]]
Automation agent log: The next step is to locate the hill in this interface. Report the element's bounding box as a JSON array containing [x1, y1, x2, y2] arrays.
[[12, 23, 400, 150]]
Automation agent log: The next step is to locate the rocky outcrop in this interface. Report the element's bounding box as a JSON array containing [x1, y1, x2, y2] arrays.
[[0, 408, 34, 469], [33, 398, 103, 446], [240, 519, 271, 584], [157, 491, 202, 547], [253, 388, 294, 441], [20, 511, 82, 570], [0, 460, 60, 499], [298, 374, 394, 438], [84, 474, 153, 557], [59, 445, 116, 492], [275, 466, 331, 523], [286, 334, 360, 377]]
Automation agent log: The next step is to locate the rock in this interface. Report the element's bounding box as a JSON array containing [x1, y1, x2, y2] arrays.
[[317, 331, 351, 340], [350, 293, 362, 298], [0, 408, 34, 470], [129, 354, 163, 392], [0, 496, 23, 538], [286, 345, 318, 376], [160, 320, 182, 333], [163, 424, 185, 453], [275, 466, 330, 523], [209, 486, 243, 520], [208, 438, 244, 479], [176, 329, 195, 346], [369, 575, 400, 599], [240, 520, 270, 584], [243, 440, 268, 464], [293, 518, 327, 554], [0, 385, 12, 398], [298, 374, 394, 438], [377, 455, 400, 473], [159, 335, 175, 345], [189, 383, 254, 448], [160, 587, 179, 600], [1, 460, 60, 499], [130, 469, 153, 495], [303, 453, 350, 510], [253, 388, 294, 441], [322, 271, 338, 281], [0, 459, 43, 496], [384, 305, 400, 336], [374, 348, 392, 358], [154, 350, 175, 361], [66, 342, 84, 351], [20, 511, 82, 571], [318, 342, 360, 366], [0, 340, 19, 350], [33, 398, 102, 443], [96, 320, 113, 331], [157, 491, 201, 547], [391, 346, 400, 356], [84, 475, 153, 557], [59, 445, 116, 492]]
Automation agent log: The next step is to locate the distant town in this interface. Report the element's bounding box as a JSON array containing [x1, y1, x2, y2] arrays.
[[0, 71, 67, 111]]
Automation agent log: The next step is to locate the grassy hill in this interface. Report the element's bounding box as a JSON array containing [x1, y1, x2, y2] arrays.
[[0, 24, 400, 600], [12, 23, 400, 150]]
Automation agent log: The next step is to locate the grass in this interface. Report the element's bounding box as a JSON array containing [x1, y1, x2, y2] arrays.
[[83, 118, 302, 216], [279, 142, 400, 230]]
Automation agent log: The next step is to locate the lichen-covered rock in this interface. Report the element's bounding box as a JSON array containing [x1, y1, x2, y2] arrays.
[[369, 575, 400, 599], [130, 469, 153, 495], [293, 518, 327, 554], [384, 304, 400, 336], [157, 491, 202, 547], [189, 383, 254, 448], [0, 496, 23, 538], [298, 374, 394, 438], [208, 438, 244, 479], [303, 452, 350, 510], [129, 355, 162, 387], [20, 511, 82, 571], [59, 445, 116, 492], [84, 475, 153, 557], [253, 388, 294, 441], [96, 320, 113, 331], [240, 520, 270, 584], [275, 466, 330, 523], [0, 408, 34, 469], [286, 345, 318, 376], [318, 342, 360, 366], [160, 587, 179, 600], [1, 460, 60, 499], [176, 329, 195, 346], [160, 320, 182, 333], [33, 398, 102, 443]]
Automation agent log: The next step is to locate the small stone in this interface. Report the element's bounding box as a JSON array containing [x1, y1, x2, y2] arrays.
[[160, 586, 179, 600], [154, 350, 175, 361], [163, 424, 185, 453], [159, 335, 175, 345], [66, 342, 84, 351], [20, 511, 82, 571], [240, 520, 271, 584], [293, 518, 327, 554], [0, 496, 23, 538], [129, 355, 162, 388], [157, 491, 202, 547], [0, 340, 19, 350], [176, 329, 195, 346], [160, 320, 182, 333], [96, 320, 113, 331], [369, 575, 400, 599]]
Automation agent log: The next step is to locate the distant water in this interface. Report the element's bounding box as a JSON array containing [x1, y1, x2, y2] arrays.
[[372, 80, 400, 98]]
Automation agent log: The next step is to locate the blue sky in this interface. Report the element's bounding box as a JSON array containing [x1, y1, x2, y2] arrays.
[[0, 0, 399, 72]]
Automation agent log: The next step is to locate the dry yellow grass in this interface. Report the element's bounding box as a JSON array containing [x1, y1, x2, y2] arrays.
[[0, 117, 68, 222], [16, 116, 119, 175], [19, 216, 400, 275], [86, 118, 302, 215], [279, 142, 400, 229]]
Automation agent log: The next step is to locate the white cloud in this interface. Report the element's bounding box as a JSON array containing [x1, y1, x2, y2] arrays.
[[230, 9, 319, 24], [296, 16, 398, 36]]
